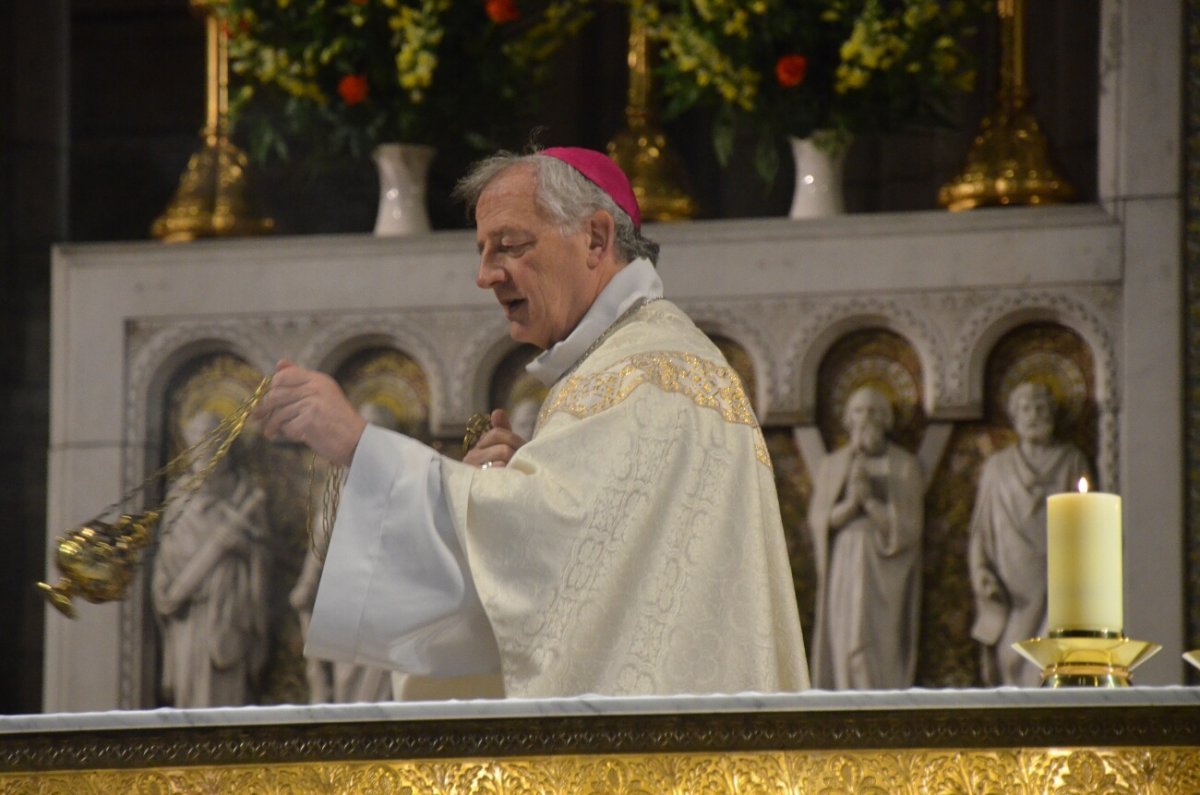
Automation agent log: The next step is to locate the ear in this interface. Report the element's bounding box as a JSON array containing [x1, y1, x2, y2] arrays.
[[584, 210, 616, 269]]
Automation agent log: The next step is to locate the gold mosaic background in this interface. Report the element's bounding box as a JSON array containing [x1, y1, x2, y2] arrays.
[[156, 317, 1099, 704]]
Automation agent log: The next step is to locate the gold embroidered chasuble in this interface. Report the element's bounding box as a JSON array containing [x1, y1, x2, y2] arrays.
[[442, 300, 810, 698]]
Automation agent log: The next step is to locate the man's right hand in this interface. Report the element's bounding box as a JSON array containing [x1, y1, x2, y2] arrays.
[[256, 359, 366, 468], [462, 408, 527, 469]]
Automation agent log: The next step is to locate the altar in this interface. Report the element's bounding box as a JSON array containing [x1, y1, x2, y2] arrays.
[[4, 690, 1200, 791], [28, 3, 1198, 790]]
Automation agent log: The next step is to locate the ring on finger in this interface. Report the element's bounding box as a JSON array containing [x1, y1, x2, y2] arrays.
[[481, 461, 494, 470]]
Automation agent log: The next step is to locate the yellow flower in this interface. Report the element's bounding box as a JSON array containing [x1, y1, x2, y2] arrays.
[[835, 63, 870, 93]]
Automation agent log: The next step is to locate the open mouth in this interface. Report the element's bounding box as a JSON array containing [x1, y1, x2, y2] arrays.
[[503, 298, 526, 317]]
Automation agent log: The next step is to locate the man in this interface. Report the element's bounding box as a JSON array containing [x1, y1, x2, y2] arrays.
[[259, 147, 810, 698], [969, 381, 1091, 686], [807, 386, 923, 690]]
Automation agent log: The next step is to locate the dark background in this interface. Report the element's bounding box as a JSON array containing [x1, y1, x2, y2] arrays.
[[0, 0, 1098, 714]]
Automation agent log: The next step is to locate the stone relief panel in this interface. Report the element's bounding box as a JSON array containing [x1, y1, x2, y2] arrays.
[[119, 288, 1117, 699]]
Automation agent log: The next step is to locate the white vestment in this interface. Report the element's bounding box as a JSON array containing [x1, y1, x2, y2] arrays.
[[307, 262, 810, 698]]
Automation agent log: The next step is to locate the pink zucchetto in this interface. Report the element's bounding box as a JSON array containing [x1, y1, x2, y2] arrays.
[[541, 147, 642, 230]]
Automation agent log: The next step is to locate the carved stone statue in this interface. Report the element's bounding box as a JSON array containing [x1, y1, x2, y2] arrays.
[[290, 400, 395, 703], [968, 381, 1092, 686], [807, 386, 924, 690], [151, 409, 270, 707]]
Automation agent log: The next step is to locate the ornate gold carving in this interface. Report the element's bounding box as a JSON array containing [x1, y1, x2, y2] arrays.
[[539, 350, 771, 468], [3, 747, 1198, 793]]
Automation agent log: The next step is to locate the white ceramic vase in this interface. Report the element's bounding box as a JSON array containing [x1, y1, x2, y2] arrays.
[[372, 143, 435, 236], [788, 132, 849, 219]]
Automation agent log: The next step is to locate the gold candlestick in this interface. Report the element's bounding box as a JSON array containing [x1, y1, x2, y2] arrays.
[[151, 0, 273, 242], [1014, 630, 1161, 688], [606, 3, 698, 222], [938, 0, 1075, 211], [1184, 650, 1200, 672]]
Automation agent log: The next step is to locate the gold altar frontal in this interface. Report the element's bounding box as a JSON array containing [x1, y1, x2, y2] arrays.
[[2, 694, 1200, 793]]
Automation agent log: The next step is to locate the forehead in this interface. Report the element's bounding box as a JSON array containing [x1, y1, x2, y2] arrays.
[[475, 165, 543, 231]]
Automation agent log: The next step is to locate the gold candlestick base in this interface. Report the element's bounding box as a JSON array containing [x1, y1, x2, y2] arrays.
[[937, 98, 1075, 212], [1013, 631, 1161, 687], [151, 135, 274, 243]]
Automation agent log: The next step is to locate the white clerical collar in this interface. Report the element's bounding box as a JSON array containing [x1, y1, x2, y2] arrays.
[[526, 257, 663, 385]]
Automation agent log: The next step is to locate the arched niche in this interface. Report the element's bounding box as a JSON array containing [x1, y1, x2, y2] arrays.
[[793, 309, 940, 425], [331, 346, 433, 442], [955, 296, 1116, 421], [918, 321, 1098, 690], [301, 321, 447, 435], [687, 307, 775, 419], [701, 330, 763, 419]]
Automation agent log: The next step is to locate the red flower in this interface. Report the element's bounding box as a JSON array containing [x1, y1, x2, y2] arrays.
[[337, 74, 369, 106], [485, 0, 520, 24], [775, 54, 808, 88]]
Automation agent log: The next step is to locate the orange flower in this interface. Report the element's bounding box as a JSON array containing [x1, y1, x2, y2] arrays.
[[775, 54, 807, 88], [337, 74, 369, 106], [485, 0, 520, 24]]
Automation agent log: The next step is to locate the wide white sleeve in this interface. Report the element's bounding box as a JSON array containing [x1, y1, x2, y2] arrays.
[[305, 424, 501, 677]]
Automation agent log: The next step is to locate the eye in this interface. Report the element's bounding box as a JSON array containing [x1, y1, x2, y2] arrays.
[[498, 240, 533, 256]]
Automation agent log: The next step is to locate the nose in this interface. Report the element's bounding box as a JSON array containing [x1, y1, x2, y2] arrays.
[[476, 256, 506, 290]]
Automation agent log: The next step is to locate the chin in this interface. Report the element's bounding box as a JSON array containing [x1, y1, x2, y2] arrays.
[[508, 325, 544, 349]]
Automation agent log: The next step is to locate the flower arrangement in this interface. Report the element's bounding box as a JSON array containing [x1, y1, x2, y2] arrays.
[[220, 0, 593, 163], [638, 0, 990, 182]]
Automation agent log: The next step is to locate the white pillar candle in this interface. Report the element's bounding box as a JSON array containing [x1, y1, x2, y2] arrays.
[[1046, 481, 1123, 633]]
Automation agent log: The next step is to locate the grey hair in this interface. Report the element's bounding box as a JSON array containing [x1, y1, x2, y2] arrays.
[[842, 386, 895, 432], [453, 150, 660, 266], [1006, 381, 1055, 423]]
